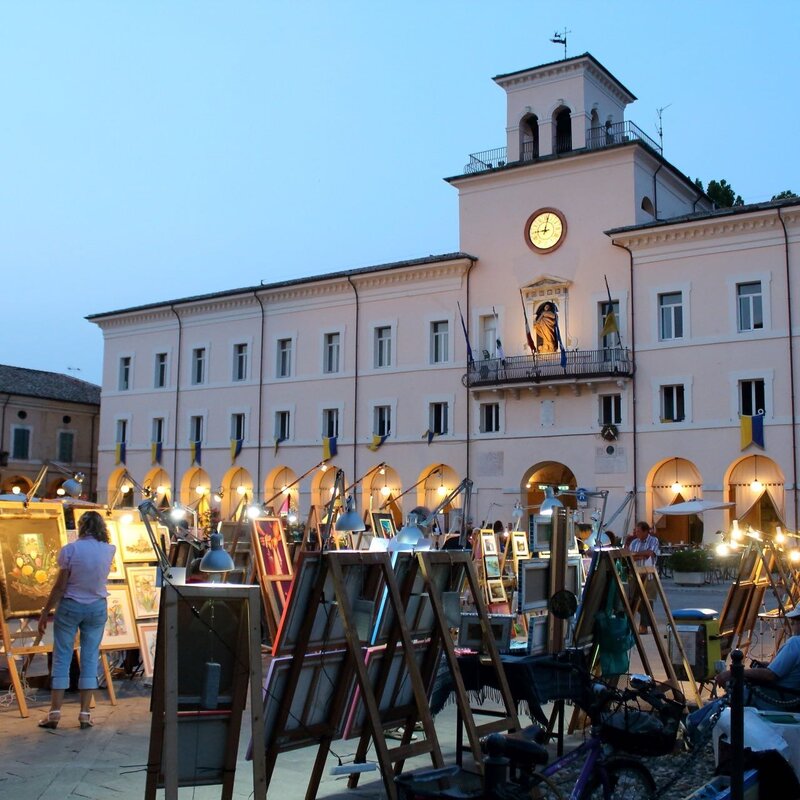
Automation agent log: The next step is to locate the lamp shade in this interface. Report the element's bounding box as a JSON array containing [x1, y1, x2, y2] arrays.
[[199, 531, 235, 573], [539, 487, 563, 516], [335, 495, 366, 532], [61, 478, 83, 498]]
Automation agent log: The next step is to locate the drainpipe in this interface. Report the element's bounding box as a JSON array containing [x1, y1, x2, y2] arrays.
[[253, 291, 267, 502], [89, 410, 98, 501], [652, 163, 664, 220], [0, 392, 10, 457], [612, 240, 638, 521], [465, 260, 476, 486], [169, 305, 183, 499], [778, 208, 799, 529], [346, 275, 360, 489]]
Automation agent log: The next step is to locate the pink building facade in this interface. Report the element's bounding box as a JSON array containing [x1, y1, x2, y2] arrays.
[[89, 54, 800, 545]]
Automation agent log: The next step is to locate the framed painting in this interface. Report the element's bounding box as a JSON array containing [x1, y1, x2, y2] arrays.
[[511, 531, 530, 559], [484, 554, 501, 579], [486, 579, 507, 604], [117, 519, 157, 563], [137, 620, 159, 677], [101, 584, 139, 650], [126, 565, 161, 619], [0, 503, 68, 619], [370, 512, 396, 539], [251, 517, 293, 629], [105, 520, 125, 580], [480, 530, 498, 556]]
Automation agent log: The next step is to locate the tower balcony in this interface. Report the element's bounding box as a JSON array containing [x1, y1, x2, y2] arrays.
[[462, 120, 661, 174], [462, 347, 634, 390]]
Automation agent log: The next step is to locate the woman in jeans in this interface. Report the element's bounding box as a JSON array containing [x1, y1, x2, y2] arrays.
[[37, 510, 115, 729]]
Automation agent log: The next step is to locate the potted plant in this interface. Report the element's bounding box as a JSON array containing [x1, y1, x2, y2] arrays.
[[668, 547, 712, 586]]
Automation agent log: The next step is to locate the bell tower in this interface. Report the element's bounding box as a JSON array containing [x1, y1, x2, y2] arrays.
[[493, 53, 636, 162]]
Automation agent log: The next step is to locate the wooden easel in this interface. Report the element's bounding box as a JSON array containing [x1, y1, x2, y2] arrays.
[[417, 550, 520, 770], [145, 583, 265, 800], [263, 551, 443, 800]]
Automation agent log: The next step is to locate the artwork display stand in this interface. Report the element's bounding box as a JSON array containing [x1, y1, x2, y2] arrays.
[[417, 550, 520, 770], [145, 582, 264, 800], [263, 551, 443, 800]]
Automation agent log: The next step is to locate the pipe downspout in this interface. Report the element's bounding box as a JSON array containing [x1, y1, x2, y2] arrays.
[[652, 163, 664, 220], [612, 240, 638, 521], [346, 276, 360, 490], [253, 292, 267, 502], [89, 410, 98, 501], [465, 260, 476, 486], [0, 393, 11, 457], [778, 208, 798, 529], [169, 305, 183, 501]]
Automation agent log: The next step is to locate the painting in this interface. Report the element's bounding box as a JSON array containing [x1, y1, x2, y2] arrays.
[[101, 584, 139, 649], [105, 520, 125, 580], [370, 512, 396, 539], [0, 510, 67, 619], [480, 531, 498, 556], [136, 620, 158, 677], [484, 555, 501, 579], [511, 531, 530, 558], [251, 516, 293, 626], [126, 565, 161, 619], [117, 519, 158, 563], [487, 579, 507, 604]]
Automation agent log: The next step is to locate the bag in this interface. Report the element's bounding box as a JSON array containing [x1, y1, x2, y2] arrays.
[[594, 582, 634, 676]]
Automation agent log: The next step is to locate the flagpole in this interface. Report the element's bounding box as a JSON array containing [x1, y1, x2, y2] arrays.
[[604, 274, 623, 348], [520, 289, 536, 354]]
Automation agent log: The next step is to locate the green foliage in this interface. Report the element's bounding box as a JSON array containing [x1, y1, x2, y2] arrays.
[[772, 190, 798, 201], [668, 547, 712, 572], [705, 179, 744, 208]]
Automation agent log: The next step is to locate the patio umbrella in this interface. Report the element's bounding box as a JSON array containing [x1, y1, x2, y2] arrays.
[[654, 499, 735, 515]]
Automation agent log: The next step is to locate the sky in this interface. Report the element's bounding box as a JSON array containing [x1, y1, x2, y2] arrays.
[[2, 2, 799, 386]]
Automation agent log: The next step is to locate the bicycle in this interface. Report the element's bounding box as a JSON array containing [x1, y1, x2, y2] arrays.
[[480, 673, 685, 800]]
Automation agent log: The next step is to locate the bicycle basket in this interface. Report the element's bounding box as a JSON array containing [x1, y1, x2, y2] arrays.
[[598, 708, 679, 756]]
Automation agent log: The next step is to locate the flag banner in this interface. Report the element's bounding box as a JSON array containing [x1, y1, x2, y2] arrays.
[[274, 436, 287, 456], [520, 290, 536, 353], [190, 440, 202, 465], [115, 442, 126, 465], [151, 441, 162, 465], [457, 301, 474, 366], [368, 433, 389, 452], [554, 310, 567, 369], [422, 429, 436, 445], [740, 414, 765, 450], [230, 438, 243, 463], [601, 310, 619, 338], [496, 338, 506, 364], [322, 436, 338, 460]]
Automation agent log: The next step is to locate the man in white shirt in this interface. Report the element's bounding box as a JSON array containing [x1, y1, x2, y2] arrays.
[[628, 521, 660, 634]]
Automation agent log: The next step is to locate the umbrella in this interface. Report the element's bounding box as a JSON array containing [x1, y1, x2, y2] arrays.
[[654, 499, 735, 515]]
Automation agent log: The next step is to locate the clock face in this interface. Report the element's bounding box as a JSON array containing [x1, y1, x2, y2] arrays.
[[525, 208, 567, 253]]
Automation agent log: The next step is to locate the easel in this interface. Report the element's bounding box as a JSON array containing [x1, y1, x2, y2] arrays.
[[145, 582, 265, 800], [417, 550, 520, 770], [263, 551, 443, 800]]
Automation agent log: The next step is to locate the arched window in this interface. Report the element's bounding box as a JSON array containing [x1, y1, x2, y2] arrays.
[[553, 107, 572, 154], [641, 196, 655, 217], [519, 113, 539, 161]]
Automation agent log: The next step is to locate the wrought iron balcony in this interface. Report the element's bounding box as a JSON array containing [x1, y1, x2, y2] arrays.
[[462, 120, 661, 174], [462, 347, 634, 389]]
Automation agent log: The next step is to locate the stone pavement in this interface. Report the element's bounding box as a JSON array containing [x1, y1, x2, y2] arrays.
[[0, 579, 776, 799]]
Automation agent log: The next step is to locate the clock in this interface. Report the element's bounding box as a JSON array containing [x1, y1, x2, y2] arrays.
[[525, 207, 567, 253]]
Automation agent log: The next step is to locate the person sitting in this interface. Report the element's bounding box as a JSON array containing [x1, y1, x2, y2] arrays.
[[716, 605, 800, 708]]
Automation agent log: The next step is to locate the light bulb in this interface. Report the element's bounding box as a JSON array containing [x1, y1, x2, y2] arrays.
[[121, 484, 131, 494], [716, 543, 730, 557], [751, 479, 763, 492], [776, 528, 786, 544], [237, 485, 247, 496], [56, 487, 66, 496], [437, 484, 448, 497], [380, 485, 390, 497], [281, 484, 289, 494], [120, 513, 133, 525], [196, 486, 208, 496], [212, 493, 222, 503], [246, 504, 261, 520], [11, 486, 20, 494], [170, 506, 186, 520], [156, 485, 166, 495], [320, 463, 328, 472], [791, 550, 800, 563], [671, 481, 682, 494]]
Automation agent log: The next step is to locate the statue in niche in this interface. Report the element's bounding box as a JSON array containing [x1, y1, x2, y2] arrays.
[[533, 302, 558, 354]]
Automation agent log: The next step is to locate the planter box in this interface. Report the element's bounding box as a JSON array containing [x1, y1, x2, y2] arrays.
[[674, 571, 706, 586]]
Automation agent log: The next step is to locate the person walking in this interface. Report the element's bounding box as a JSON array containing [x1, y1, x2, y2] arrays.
[[37, 510, 115, 729]]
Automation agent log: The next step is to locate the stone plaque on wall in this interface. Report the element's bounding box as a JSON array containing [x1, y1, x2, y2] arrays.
[[540, 400, 555, 427], [476, 451, 504, 477], [595, 445, 627, 474]]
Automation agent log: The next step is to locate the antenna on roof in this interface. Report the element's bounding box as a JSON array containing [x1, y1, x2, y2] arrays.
[[656, 104, 672, 153], [550, 28, 570, 59], [67, 366, 82, 373]]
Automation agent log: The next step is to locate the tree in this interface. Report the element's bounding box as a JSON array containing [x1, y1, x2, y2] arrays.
[[703, 179, 744, 208], [771, 190, 798, 201]]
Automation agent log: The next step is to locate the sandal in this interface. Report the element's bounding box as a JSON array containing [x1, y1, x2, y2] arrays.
[[38, 710, 61, 729], [78, 711, 93, 730]]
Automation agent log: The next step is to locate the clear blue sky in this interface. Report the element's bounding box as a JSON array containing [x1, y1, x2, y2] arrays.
[[2, 2, 798, 385]]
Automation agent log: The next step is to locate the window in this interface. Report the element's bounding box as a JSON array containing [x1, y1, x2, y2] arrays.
[[57, 431, 74, 463], [191, 348, 206, 385], [152, 417, 164, 444], [374, 326, 392, 368], [429, 402, 449, 435], [599, 301, 619, 349], [115, 419, 128, 444], [231, 413, 246, 441], [233, 343, 248, 381], [277, 339, 292, 378], [322, 408, 339, 438], [599, 394, 622, 425], [740, 379, 766, 417], [323, 332, 340, 374], [374, 405, 391, 437], [430, 321, 449, 364], [153, 353, 167, 388], [190, 415, 203, 442], [118, 356, 131, 390], [275, 410, 291, 441], [479, 314, 497, 358], [661, 385, 685, 422], [658, 292, 683, 340], [480, 402, 500, 433], [737, 282, 763, 332], [11, 427, 30, 460]]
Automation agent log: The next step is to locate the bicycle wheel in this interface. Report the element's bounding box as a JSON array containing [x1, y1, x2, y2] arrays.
[[579, 757, 656, 800]]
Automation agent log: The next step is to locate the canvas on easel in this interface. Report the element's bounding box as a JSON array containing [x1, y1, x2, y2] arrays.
[[251, 516, 293, 640]]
